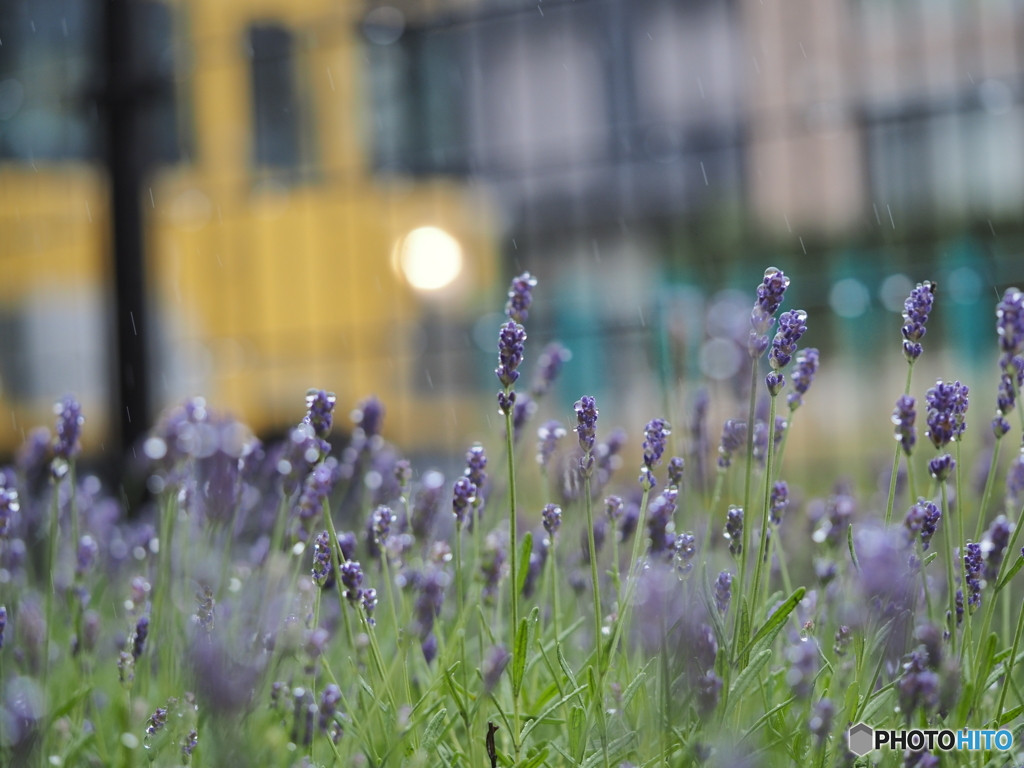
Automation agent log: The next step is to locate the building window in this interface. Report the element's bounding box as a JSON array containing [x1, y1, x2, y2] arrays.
[[248, 23, 303, 171]]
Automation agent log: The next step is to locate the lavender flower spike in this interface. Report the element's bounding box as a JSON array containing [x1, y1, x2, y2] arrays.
[[928, 454, 955, 482], [964, 542, 983, 610], [996, 287, 1024, 360], [925, 379, 969, 448], [714, 571, 732, 615], [769, 481, 789, 525], [53, 395, 85, 461], [724, 506, 744, 556], [0, 483, 17, 538], [667, 457, 685, 488], [983, 516, 1012, 581], [304, 389, 336, 438], [768, 310, 808, 371], [505, 272, 537, 324], [496, 321, 527, 390], [717, 420, 747, 468], [892, 395, 917, 455], [749, 267, 791, 357], [452, 477, 477, 526], [531, 342, 571, 398], [312, 531, 332, 586], [901, 281, 936, 361], [642, 418, 671, 470], [541, 503, 562, 536], [0, 605, 6, 649], [536, 420, 566, 469], [465, 444, 488, 489], [673, 532, 696, 575], [574, 396, 599, 476], [787, 348, 819, 410]]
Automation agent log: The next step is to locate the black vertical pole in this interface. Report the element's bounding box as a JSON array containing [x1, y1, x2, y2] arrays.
[[104, 0, 150, 452]]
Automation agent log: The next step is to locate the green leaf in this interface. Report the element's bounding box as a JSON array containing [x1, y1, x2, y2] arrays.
[[50, 685, 94, 723], [700, 564, 727, 646], [996, 556, 1024, 593], [582, 731, 637, 768], [568, 705, 587, 763], [954, 680, 974, 726], [847, 522, 859, 570], [519, 684, 588, 743], [986, 649, 1024, 690], [520, 747, 550, 768], [973, 633, 998, 711], [421, 708, 447, 752], [862, 687, 893, 723], [513, 617, 529, 698], [557, 643, 581, 697], [726, 649, 771, 715], [620, 659, 653, 713], [998, 704, 1024, 727], [923, 551, 937, 568], [737, 587, 806, 661], [739, 696, 796, 744], [517, 531, 534, 596]]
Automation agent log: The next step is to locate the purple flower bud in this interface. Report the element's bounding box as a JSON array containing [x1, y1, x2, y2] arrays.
[[146, 706, 168, 736], [642, 418, 671, 470], [497, 390, 516, 416], [421, 633, 438, 664], [638, 467, 656, 491], [452, 478, 477, 526], [352, 395, 385, 439], [925, 379, 969, 448], [672, 532, 697, 575], [319, 684, 343, 741], [531, 342, 571, 398], [768, 310, 808, 371], [897, 649, 939, 719], [304, 389, 336, 439], [724, 506, 743, 556], [312, 531, 332, 586], [749, 267, 790, 357], [53, 395, 85, 461], [714, 571, 732, 615], [118, 650, 135, 689], [370, 505, 396, 547], [131, 616, 149, 659], [361, 588, 378, 626], [483, 644, 511, 692], [696, 671, 723, 717], [892, 395, 917, 455], [765, 371, 785, 396], [465, 444, 487, 489], [770, 481, 789, 525], [340, 560, 364, 603], [964, 542, 983, 610], [983, 515, 1012, 581], [647, 489, 678, 554], [666, 457, 684, 488], [997, 287, 1024, 357], [901, 281, 936, 361], [480, 531, 508, 604], [293, 464, 335, 542], [181, 729, 198, 764], [928, 454, 955, 482], [536, 420, 566, 469], [542, 503, 562, 536], [718, 420, 747, 468], [505, 271, 537, 324], [411, 472, 444, 540], [787, 348, 819, 410], [604, 496, 623, 522], [833, 625, 851, 656], [994, 415, 1012, 438], [496, 321, 527, 389], [574, 396, 599, 457], [0, 605, 6, 649], [619, 502, 639, 542], [394, 459, 412, 488], [915, 500, 941, 551]]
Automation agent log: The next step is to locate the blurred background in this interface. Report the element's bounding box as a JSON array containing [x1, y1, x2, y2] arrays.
[[0, 0, 1022, 482]]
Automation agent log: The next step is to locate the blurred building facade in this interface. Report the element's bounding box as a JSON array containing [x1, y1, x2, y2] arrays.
[[0, 0, 1022, 456]]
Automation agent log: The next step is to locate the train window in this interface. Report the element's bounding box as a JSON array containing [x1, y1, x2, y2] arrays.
[[248, 24, 303, 170]]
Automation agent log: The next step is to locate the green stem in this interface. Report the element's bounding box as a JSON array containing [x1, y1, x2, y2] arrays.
[[956, 440, 972, 668], [584, 474, 603, 668], [751, 392, 778, 611], [503, 402, 520, 761], [706, 467, 725, 547], [996, 573, 1024, 721], [739, 360, 759, 598], [885, 364, 915, 527], [43, 479, 60, 687], [609, 488, 651, 671], [974, 437, 1003, 543], [940, 481, 958, 655]]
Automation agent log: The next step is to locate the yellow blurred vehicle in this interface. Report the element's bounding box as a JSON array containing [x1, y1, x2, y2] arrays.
[[0, 0, 497, 456]]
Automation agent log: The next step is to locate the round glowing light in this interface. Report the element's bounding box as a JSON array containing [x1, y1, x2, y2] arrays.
[[398, 227, 463, 291]]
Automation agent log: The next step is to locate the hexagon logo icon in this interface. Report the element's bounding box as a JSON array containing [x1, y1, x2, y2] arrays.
[[848, 723, 874, 756]]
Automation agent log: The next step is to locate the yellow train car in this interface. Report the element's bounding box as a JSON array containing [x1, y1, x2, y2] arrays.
[[0, 0, 498, 455]]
